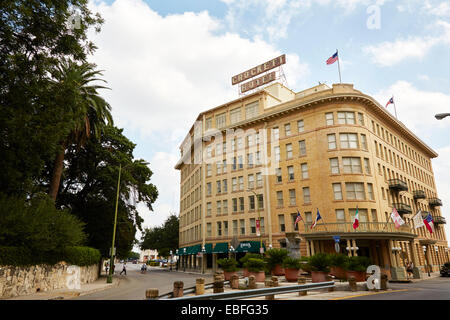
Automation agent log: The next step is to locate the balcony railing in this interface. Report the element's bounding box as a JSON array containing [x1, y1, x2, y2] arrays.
[[388, 179, 408, 192], [433, 216, 446, 225], [300, 222, 414, 235], [392, 203, 412, 215], [428, 198, 443, 207], [413, 190, 426, 199]]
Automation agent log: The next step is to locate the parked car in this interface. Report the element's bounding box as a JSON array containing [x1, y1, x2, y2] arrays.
[[440, 263, 450, 277]]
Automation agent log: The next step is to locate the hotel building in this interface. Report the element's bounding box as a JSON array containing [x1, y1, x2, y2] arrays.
[[175, 82, 449, 279]]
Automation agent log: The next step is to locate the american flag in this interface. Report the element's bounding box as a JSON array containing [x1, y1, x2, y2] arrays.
[[385, 97, 394, 108], [326, 51, 339, 65], [295, 210, 303, 226]]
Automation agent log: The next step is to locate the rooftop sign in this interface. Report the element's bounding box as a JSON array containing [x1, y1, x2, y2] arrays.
[[231, 54, 286, 85], [240, 71, 276, 93]]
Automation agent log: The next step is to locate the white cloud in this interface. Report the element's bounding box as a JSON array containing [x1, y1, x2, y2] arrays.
[[424, 0, 450, 17]]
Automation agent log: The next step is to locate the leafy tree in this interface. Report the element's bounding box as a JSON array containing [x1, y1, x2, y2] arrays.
[[141, 215, 179, 256], [57, 126, 158, 258]]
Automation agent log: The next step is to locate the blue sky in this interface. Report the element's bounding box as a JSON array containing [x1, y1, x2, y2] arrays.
[[87, 0, 450, 244]]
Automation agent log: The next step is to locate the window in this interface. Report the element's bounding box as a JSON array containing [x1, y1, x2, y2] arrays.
[[289, 189, 296, 206], [332, 183, 343, 200], [286, 143, 293, 159], [232, 198, 238, 212], [274, 146, 280, 161], [297, 120, 304, 133], [256, 172, 263, 187], [305, 212, 312, 223], [223, 179, 228, 192], [276, 168, 282, 182], [224, 221, 228, 236], [338, 111, 355, 124], [350, 208, 368, 223], [207, 202, 212, 216], [232, 177, 237, 191], [232, 157, 237, 170], [238, 176, 244, 190], [360, 134, 367, 150], [245, 101, 259, 119], [257, 194, 264, 209], [248, 174, 255, 189], [301, 163, 309, 179], [371, 209, 377, 222], [233, 220, 238, 235], [260, 218, 265, 234], [207, 164, 212, 176], [325, 112, 334, 125], [330, 158, 340, 174], [230, 107, 241, 124], [249, 195, 255, 210], [250, 218, 256, 234], [278, 215, 286, 232], [273, 127, 279, 141], [287, 165, 294, 181], [216, 112, 226, 129], [342, 157, 362, 174], [358, 113, 365, 126], [217, 222, 222, 236], [205, 117, 212, 130], [239, 197, 244, 212], [340, 133, 358, 149], [277, 191, 284, 207], [364, 158, 371, 174], [299, 140, 306, 156], [285, 123, 291, 136], [223, 200, 228, 214], [239, 219, 245, 235], [255, 151, 262, 165], [247, 135, 253, 147], [335, 209, 345, 222], [206, 182, 212, 196], [237, 137, 243, 149], [207, 223, 212, 237], [327, 134, 337, 149], [216, 180, 221, 194], [367, 183, 374, 200], [346, 183, 365, 200], [216, 161, 222, 174], [238, 155, 243, 169], [303, 187, 311, 203]]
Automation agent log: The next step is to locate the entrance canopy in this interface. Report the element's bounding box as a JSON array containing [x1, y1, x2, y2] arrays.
[[235, 241, 266, 253], [212, 242, 228, 254]]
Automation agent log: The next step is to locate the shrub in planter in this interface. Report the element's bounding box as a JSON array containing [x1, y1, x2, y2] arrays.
[[282, 256, 301, 282], [217, 258, 239, 280], [240, 253, 261, 277], [345, 256, 371, 282], [265, 248, 289, 276], [329, 254, 349, 279], [307, 253, 332, 283], [243, 258, 266, 282]]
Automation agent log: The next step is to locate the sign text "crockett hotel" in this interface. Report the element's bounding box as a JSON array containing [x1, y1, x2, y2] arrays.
[[232, 54, 286, 85]]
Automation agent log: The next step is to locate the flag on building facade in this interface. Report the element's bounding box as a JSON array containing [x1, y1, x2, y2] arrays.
[[326, 51, 339, 65], [423, 213, 434, 234], [385, 96, 394, 108], [311, 209, 322, 229], [390, 207, 405, 229], [295, 210, 303, 226], [352, 206, 359, 229], [413, 211, 425, 229]]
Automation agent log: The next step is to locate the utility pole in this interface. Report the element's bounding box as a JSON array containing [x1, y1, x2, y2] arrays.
[[107, 164, 121, 283]]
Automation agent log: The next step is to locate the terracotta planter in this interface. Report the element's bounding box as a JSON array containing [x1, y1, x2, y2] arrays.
[[346, 270, 366, 282], [223, 271, 238, 281], [330, 266, 346, 279], [311, 271, 329, 283], [284, 268, 299, 282], [248, 271, 265, 282], [243, 268, 249, 277], [271, 264, 285, 276]]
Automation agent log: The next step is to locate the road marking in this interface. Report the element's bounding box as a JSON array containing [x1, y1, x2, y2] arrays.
[[331, 289, 410, 300]]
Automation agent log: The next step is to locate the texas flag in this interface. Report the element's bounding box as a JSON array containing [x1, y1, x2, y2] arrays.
[[352, 206, 359, 230], [423, 213, 434, 234], [385, 97, 394, 108], [311, 209, 322, 229], [326, 51, 339, 65]]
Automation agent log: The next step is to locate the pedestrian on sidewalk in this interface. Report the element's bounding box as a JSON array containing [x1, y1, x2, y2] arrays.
[[406, 261, 413, 278], [120, 262, 127, 275]]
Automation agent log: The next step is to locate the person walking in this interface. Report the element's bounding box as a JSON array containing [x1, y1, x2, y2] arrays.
[[120, 262, 127, 275]]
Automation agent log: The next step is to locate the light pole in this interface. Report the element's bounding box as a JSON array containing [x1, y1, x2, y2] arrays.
[[170, 250, 173, 271], [175, 249, 179, 271], [435, 113, 450, 120], [201, 245, 206, 274], [107, 164, 122, 284], [423, 246, 430, 277], [247, 189, 263, 256], [183, 248, 187, 272]]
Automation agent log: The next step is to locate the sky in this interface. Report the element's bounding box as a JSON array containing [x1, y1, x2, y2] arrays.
[[85, 0, 450, 248]]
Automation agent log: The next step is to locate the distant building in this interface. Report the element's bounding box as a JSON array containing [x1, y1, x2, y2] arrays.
[[175, 82, 449, 279], [140, 249, 158, 262]]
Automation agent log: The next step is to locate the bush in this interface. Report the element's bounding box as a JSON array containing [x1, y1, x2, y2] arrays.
[[307, 253, 332, 272], [282, 256, 301, 269], [239, 253, 261, 266], [243, 258, 266, 272], [217, 258, 238, 272], [265, 248, 289, 271], [345, 256, 372, 272], [329, 254, 349, 268], [63, 246, 101, 266]]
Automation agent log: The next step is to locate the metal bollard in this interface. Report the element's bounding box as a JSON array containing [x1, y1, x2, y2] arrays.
[[196, 278, 205, 295], [265, 279, 274, 300], [145, 288, 159, 300], [173, 281, 184, 297], [348, 276, 357, 292], [298, 276, 307, 296]]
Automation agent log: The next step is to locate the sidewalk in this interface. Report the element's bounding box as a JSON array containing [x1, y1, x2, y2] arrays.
[[5, 276, 121, 300]]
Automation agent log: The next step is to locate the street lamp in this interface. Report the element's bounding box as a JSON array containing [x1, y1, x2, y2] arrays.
[[175, 249, 179, 271], [170, 250, 173, 271], [435, 113, 450, 120], [183, 248, 187, 272], [201, 245, 206, 274], [247, 188, 264, 256], [423, 246, 430, 277]]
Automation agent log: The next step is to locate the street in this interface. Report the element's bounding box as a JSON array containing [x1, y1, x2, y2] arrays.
[[75, 263, 214, 300]]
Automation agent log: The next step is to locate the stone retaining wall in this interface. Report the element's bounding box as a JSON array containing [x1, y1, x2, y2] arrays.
[[0, 262, 99, 299]]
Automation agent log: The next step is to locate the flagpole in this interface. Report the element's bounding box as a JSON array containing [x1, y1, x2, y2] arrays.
[[337, 49, 342, 84], [392, 95, 398, 119]]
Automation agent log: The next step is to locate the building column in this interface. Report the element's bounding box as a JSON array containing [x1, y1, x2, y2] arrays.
[[305, 240, 311, 257], [388, 240, 397, 267], [352, 239, 358, 257], [310, 240, 315, 256], [409, 240, 419, 267], [346, 239, 352, 257]]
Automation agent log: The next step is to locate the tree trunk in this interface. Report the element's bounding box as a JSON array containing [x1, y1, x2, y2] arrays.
[[49, 142, 66, 201]]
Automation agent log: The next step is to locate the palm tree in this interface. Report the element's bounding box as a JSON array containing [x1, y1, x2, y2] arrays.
[[48, 60, 113, 201]]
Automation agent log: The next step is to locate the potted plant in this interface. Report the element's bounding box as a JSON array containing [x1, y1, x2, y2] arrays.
[[282, 256, 301, 282], [345, 256, 371, 282], [307, 253, 332, 283], [217, 258, 239, 281], [240, 253, 261, 277], [265, 248, 289, 276], [243, 258, 266, 282], [329, 254, 349, 280]]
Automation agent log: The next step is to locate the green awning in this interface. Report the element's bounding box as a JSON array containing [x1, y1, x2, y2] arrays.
[[235, 241, 266, 253], [177, 247, 188, 255], [204, 243, 213, 254], [212, 242, 228, 253], [190, 244, 201, 255]]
